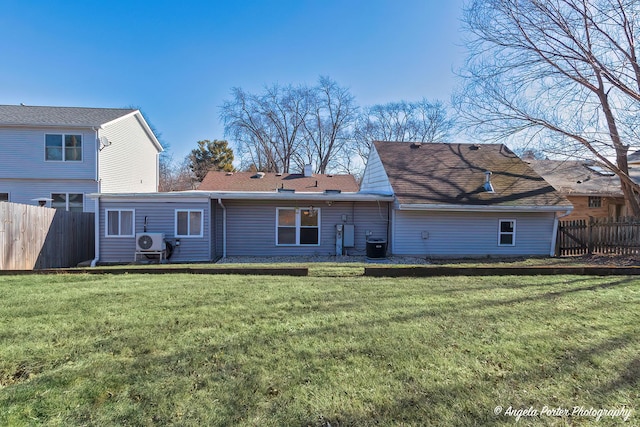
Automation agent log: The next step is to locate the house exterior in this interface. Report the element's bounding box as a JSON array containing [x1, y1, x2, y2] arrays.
[[89, 143, 572, 264], [360, 142, 573, 257], [527, 159, 629, 220], [90, 168, 393, 264], [0, 105, 162, 212]]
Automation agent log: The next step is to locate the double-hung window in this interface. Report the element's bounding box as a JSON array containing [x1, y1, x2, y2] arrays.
[[106, 210, 135, 237], [588, 196, 602, 208], [45, 134, 82, 161], [175, 209, 203, 237], [51, 193, 84, 212], [276, 208, 320, 245], [498, 219, 516, 246]]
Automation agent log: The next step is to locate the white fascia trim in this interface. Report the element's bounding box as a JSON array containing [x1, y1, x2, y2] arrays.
[[397, 203, 574, 212], [87, 191, 395, 203], [89, 195, 211, 203], [100, 110, 163, 152], [98, 110, 139, 128]]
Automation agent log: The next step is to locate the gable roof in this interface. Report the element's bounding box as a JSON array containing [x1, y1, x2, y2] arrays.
[[0, 105, 136, 127], [527, 159, 624, 197], [373, 141, 570, 209], [198, 171, 359, 193]]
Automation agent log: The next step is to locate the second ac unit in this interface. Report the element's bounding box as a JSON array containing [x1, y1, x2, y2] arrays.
[[136, 233, 165, 251]]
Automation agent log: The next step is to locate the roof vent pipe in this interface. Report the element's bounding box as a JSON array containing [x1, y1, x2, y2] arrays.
[[304, 164, 313, 177], [484, 171, 495, 193]]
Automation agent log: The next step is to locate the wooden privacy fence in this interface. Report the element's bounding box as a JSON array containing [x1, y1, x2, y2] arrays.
[[557, 217, 640, 256], [0, 202, 94, 270]]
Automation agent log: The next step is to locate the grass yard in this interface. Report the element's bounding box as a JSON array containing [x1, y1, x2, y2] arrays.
[[0, 271, 638, 426]]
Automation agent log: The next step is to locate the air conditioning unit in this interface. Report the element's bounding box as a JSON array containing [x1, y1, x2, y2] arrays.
[[136, 233, 165, 251]]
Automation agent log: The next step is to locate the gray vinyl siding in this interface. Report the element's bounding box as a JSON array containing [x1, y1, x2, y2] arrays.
[[392, 210, 555, 257], [211, 201, 224, 259], [98, 200, 211, 262], [0, 179, 98, 212], [359, 146, 393, 194], [99, 115, 159, 193], [224, 200, 389, 257], [0, 127, 97, 180]]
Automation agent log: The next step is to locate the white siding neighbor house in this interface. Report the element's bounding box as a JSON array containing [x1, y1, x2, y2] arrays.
[[360, 141, 573, 257], [0, 105, 162, 212]]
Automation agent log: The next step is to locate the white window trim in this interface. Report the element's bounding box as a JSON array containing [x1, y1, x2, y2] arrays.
[[175, 209, 204, 238], [50, 192, 84, 212], [44, 133, 84, 162], [105, 209, 135, 237], [276, 207, 321, 246], [498, 219, 516, 247]]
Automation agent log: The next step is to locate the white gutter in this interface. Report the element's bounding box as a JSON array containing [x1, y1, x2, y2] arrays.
[[550, 207, 574, 256], [217, 198, 227, 258], [90, 196, 100, 267], [397, 203, 574, 212], [87, 190, 395, 203]]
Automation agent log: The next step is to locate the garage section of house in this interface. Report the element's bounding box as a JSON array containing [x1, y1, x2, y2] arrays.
[[361, 141, 573, 257]]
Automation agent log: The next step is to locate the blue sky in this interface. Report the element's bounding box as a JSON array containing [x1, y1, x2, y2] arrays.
[[1, 0, 467, 160]]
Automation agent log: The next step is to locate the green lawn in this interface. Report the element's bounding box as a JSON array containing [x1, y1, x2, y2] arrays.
[[0, 272, 638, 426]]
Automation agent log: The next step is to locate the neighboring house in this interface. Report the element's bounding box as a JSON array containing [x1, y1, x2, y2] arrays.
[[360, 142, 572, 257], [527, 159, 628, 220], [90, 165, 392, 263], [0, 105, 162, 212]]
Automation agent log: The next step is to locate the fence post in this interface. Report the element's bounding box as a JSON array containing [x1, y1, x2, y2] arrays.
[[587, 216, 593, 255]]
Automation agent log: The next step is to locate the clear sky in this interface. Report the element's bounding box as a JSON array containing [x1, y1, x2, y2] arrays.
[[1, 0, 467, 160]]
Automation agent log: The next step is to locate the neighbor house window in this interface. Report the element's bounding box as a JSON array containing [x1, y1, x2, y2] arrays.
[[45, 134, 82, 161], [0, 193, 8, 202], [106, 209, 135, 237], [588, 196, 602, 208], [276, 207, 320, 246], [175, 209, 203, 237], [498, 219, 516, 246], [51, 193, 84, 212]]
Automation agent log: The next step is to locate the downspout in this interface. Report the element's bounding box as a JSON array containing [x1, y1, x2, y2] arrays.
[[550, 208, 573, 256], [90, 196, 100, 267], [217, 198, 227, 258]]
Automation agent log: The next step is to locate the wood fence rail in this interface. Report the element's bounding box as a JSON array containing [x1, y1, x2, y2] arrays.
[[557, 216, 640, 256], [0, 202, 94, 270]]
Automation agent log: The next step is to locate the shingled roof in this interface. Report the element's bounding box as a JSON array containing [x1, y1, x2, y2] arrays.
[[527, 159, 624, 197], [0, 105, 136, 127], [198, 171, 359, 193], [374, 141, 570, 208]]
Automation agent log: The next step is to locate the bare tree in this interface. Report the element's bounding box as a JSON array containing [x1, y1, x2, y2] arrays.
[[298, 76, 358, 174], [159, 153, 197, 191], [456, 0, 640, 214], [353, 99, 455, 161], [221, 84, 310, 173], [221, 77, 358, 174]]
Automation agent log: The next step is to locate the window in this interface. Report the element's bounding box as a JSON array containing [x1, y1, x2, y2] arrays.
[[276, 207, 320, 246], [106, 209, 135, 237], [0, 193, 8, 202], [175, 209, 203, 237], [498, 219, 516, 246], [45, 134, 82, 161], [588, 196, 602, 208], [51, 193, 84, 212]]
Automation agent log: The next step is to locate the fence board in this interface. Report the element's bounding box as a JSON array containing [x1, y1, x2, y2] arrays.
[[557, 216, 640, 256], [0, 202, 94, 270]]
